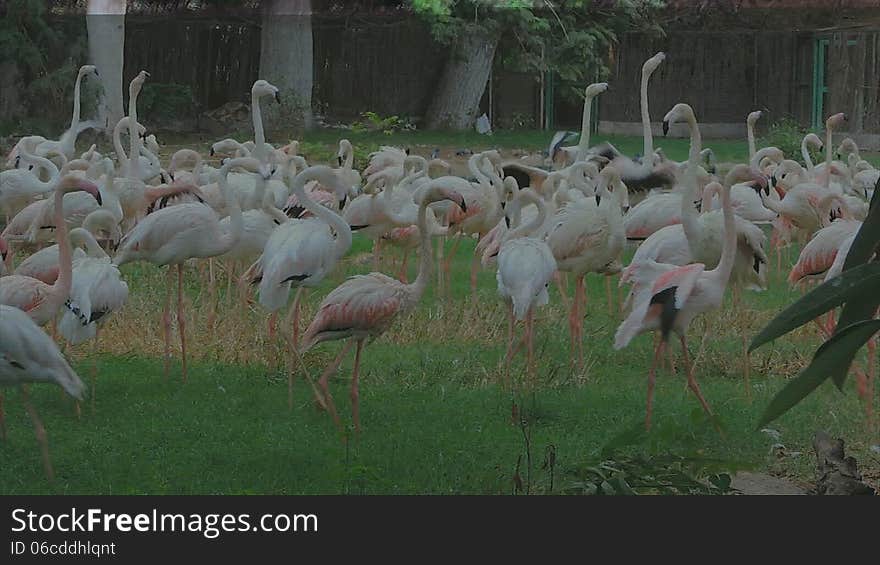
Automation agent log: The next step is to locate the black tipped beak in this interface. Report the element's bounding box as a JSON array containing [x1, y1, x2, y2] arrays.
[[459, 199, 467, 213], [209, 147, 215, 156], [595, 194, 601, 206], [818, 144, 824, 152], [94, 192, 103, 206], [405, 148, 411, 156], [94, 69, 99, 77], [836, 153, 841, 161], [771, 176, 777, 187], [14, 156, 20, 167], [160, 172, 168, 183], [708, 165, 717, 175], [339, 195, 347, 210], [337, 156, 343, 167], [274, 92, 281, 103], [662, 121, 669, 136], [504, 215, 511, 228]]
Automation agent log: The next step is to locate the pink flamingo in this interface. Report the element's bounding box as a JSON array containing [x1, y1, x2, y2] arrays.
[[301, 179, 467, 432], [0, 175, 101, 326], [0, 305, 86, 480], [614, 161, 741, 430], [789, 196, 860, 285], [114, 158, 263, 381], [497, 188, 557, 381]]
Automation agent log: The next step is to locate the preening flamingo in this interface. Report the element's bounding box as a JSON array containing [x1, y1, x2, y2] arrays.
[[114, 157, 264, 381], [0, 305, 86, 480], [496, 187, 557, 381], [547, 165, 627, 367], [0, 175, 102, 326], [301, 179, 467, 432], [614, 159, 741, 430]]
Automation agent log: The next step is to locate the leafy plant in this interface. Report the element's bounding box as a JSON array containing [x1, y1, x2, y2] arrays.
[[137, 83, 197, 124], [562, 454, 733, 495], [759, 117, 816, 166], [350, 111, 415, 135], [750, 180, 880, 427]]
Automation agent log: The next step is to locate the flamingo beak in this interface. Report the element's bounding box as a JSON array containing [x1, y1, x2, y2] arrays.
[[209, 147, 215, 157], [337, 156, 343, 167], [595, 194, 601, 206], [338, 195, 347, 210], [458, 197, 467, 213], [662, 121, 670, 136], [274, 91, 281, 104]]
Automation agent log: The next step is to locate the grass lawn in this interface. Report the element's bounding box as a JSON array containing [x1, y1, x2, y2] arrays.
[[0, 129, 878, 494]]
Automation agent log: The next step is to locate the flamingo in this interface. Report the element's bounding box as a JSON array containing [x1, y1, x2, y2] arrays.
[[788, 196, 860, 284], [301, 179, 467, 432], [13, 215, 117, 285], [496, 187, 557, 381], [247, 165, 353, 360], [0, 305, 86, 480], [0, 175, 102, 326], [34, 65, 100, 161], [114, 157, 264, 381], [0, 149, 61, 219], [614, 158, 741, 430], [547, 165, 627, 367]]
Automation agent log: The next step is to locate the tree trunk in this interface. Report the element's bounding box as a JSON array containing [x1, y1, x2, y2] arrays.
[[86, 0, 126, 136], [259, 0, 314, 131], [425, 27, 498, 130]]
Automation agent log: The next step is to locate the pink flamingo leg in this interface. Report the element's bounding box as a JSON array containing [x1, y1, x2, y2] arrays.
[[22, 385, 53, 481], [555, 271, 570, 311], [318, 340, 355, 430], [91, 328, 99, 412], [605, 275, 614, 317], [206, 258, 216, 331], [525, 307, 535, 383], [679, 335, 716, 426], [350, 339, 365, 433], [163, 266, 174, 379], [267, 312, 277, 340], [397, 250, 409, 283], [574, 276, 586, 368], [177, 264, 188, 382], [504, 302, 515, 386], [646, 339, 665, 430], [469, 247, 480, 303], [0, 392, 6, 442]]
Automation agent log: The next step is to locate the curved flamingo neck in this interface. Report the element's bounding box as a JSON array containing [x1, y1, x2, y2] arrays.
[[641, 65, 657, 160], [507, 190, 546, 240], [289, 167, 353, 260], [802, 137, 815, 171], [577, 93, 595, 160], [712, 180, 736, 283], [69, 71, 85, 148]]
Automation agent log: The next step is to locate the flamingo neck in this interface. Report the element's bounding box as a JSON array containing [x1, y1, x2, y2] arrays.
[[802, 138, 815, 171], [52, 183, 74, 300], [128, 90, 141, 181], [680, 111, 703, 248], [290, 168, 352, 260], [252, 91, 267, 163], [218, 168, 244, 253], [508, 192, 546, 240], [641, 68, 655, 160], [714, 181, 736, 284], [576, 94, 594, 159]]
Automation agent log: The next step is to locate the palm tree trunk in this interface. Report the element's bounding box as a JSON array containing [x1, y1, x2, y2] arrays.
[[86, 0, 126, 136]]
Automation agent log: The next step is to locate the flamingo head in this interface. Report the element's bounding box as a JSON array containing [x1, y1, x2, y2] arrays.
[[585, 82, 608, 100], [826, 112, 847, 131], [253, 79, 280, 103], [747, 110, 763, 126], [642, 52, 665, 75], [662, 103, 695, 137], [0, 236, 8, 264], [59, 176, 102, 205], [80, 64, 98, 78]]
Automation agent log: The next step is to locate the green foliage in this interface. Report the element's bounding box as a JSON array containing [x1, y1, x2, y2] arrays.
[[350, 111, 416, 136], [751, 181, 880, 426], [411, 0, 666, 104], [759, 117, 815, 165], [0, 0, 89, 134], [499, 111, 534, 130], [137, 83, 197, 123]]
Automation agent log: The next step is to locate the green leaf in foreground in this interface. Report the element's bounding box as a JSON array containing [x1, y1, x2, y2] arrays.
[[757, 319, 880, 428], [748, 262, 880, 353]]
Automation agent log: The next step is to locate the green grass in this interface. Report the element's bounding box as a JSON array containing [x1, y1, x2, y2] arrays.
[[1, 233, 877, 494]]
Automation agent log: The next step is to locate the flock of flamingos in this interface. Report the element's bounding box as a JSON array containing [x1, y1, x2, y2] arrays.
[[1, 52, 877, 480]]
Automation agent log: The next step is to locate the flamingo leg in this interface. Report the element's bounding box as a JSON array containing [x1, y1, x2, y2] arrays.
[[574, 276, 585, 369], [398, 250, 410, 283], [646, 339, 665, 431], [436, 236, 445, 293], [91, 327, 99, 412], [350, 339, 365, 433], [605, 275, 614, 317], [317, 340, 355, 430], [177, 263, 188, 382], [525, 307, 535, 384], [207, 258, 216, 331], [22, 385, 53, 481], [0, 392, 6, 442], [504, 302, 515, 386], [554, 271, 570, 311], [163, 266, 174, 379], [469, 246, 480, 303], [679, 335, 717, 426], [372, 239, 382, 270], [267, 312, 277, 340], [226, 260, 235, 306]]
